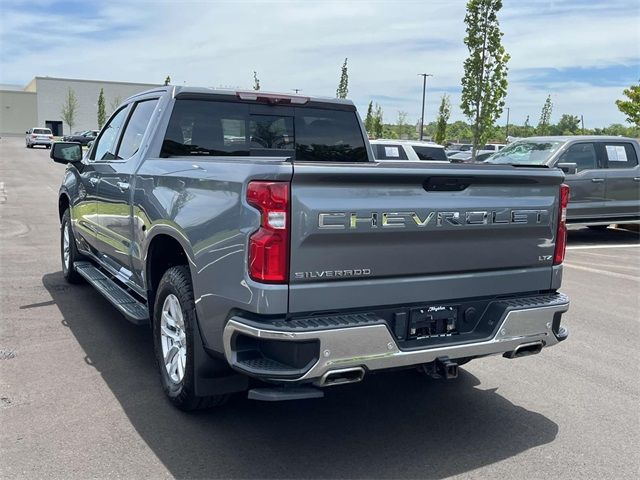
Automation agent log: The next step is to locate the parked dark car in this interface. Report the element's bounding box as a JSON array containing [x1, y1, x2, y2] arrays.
[[484, 136, 640, 227], [62, 130, 99, 145]]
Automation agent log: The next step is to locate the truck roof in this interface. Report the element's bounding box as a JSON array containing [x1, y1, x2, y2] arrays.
[[516, 135, 639, 143], [125, 85, 355, 108]]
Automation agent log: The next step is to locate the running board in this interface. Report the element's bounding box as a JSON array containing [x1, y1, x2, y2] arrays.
[[74, 261, 149, 325]]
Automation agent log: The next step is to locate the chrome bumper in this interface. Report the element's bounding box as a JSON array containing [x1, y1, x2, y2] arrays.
[[223, 296, 569, 383]]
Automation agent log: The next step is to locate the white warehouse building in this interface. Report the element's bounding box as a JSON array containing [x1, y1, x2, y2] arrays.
[[0, 76, 159, 136]]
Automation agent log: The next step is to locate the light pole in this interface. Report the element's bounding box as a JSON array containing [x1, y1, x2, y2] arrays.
[[418, 73, 433, 141], [505, 107, 510, 140]]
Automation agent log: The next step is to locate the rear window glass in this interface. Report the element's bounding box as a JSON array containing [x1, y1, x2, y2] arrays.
[[161, 100, 367, 162], [295, 109, 366, 162], [372, 144, 408, 160], [33, 129, 51, 134], [412, 145, 447, 161]]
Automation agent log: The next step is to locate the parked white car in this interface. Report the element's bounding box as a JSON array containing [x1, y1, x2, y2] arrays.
[[25, 128, 54, 148], [370, 140, 448, 162], [482, 143, 506, 151]]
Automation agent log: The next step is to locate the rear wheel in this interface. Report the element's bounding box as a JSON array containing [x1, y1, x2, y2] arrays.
[[60, 209, 84, 284], [153, 265, 228, 411]]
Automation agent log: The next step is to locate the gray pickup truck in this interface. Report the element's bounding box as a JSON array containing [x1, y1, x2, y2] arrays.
[[51, 87, 570, 410], [486, 136, 640, 227]]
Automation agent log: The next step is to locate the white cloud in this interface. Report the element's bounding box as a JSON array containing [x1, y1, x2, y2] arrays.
[[0, 0, 638, 126]]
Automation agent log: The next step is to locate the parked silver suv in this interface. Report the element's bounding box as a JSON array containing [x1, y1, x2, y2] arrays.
[[25, 128, 53, 149]]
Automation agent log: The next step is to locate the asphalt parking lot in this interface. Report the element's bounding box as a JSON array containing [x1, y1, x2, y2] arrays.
[[1, 135, 638, 479]]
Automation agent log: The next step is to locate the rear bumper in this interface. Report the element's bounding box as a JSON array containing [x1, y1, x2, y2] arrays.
[[222, 293, 570, 384]]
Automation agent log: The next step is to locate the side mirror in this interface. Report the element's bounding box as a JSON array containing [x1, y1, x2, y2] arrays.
[[26, 131, 29, 134], [50, 142, 83, 164], [87, 140, 94, 149], [557, 162, 577, 175]]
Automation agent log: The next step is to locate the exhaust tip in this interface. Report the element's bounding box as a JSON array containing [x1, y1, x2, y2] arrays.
[[315, 367, 365, 387], [504, 341, 543, 359]]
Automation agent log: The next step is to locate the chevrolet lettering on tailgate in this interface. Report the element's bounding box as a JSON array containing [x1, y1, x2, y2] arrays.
[[318, 210, 551, 229]]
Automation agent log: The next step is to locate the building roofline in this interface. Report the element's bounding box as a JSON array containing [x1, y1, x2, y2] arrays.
[[0, 89, 36, 94], [32, 76, 161, 88]]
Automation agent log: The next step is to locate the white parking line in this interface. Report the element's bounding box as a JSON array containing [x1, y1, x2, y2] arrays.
[[563, 263, 640, 281], [566, 244, 640, 250]]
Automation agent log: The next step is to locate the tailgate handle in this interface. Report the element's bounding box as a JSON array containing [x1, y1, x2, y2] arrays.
[[423, 177, 470, 192]]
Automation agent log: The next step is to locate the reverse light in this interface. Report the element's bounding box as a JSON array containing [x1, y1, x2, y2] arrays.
[[553, 183, 570, 265], [247, 181, 290, 283]]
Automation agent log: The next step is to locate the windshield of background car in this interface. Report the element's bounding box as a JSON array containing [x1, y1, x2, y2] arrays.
[[412, 145, 447, 161], [484, 140, 564, 165], [161, 99, 367, 162], [33, 129, 51, 135]]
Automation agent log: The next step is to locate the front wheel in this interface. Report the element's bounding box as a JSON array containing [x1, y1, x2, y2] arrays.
[[60, 209, 84, 284], [153, 266, 228, 411]]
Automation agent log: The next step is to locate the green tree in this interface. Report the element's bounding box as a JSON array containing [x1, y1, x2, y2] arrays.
[[109, 95, 122, 116], [460, 0, 510, 156], [372, 104, 384, 139], [336, 58, 349, 99], [554, 114, 580, 135], [97, 88, 106, 129], [397, 111, 409, 139], [523, 115, 531, 136], [253, 71, 260, 91], [164, 75, 171, 86], [434, 94, 451, 145], [61, 88, 78, 135], [364, 101, 374, 134], [615, 81, 640, 127], [537, 95, 553, 135]]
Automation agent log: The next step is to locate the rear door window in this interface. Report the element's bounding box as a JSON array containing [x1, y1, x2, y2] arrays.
[[603, 143, 638, 169], [373, 144, 408, 160], [116, 99, 159, 159], [161, 99, 367, 162], [560, 143, 599, 172], [412, 145, 447, 161]]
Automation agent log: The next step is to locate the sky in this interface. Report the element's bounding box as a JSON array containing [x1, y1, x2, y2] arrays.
[[1, 0, 638, 127]]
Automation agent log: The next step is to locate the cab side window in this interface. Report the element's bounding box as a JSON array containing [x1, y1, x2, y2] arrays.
[[603, 143, 638, 169], [90, 106, 129, 161], [374, 144, 408, 160], [116, 99, 159, 159], [561, 143, 598, 172]]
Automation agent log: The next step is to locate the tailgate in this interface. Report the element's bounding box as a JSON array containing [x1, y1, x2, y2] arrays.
[[288, 162, 564, 313]]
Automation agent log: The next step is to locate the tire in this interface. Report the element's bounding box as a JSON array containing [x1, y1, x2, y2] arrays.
[[60, 209, 84, 284], [153, 265, 228, 411], [587, 225, 609, 231]]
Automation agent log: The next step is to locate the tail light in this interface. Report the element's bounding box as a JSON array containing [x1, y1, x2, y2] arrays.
[[553, 184, 570, 265], [247, 181, 290, 283]]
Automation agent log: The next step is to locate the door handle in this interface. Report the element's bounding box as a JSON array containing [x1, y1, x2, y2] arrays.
[[633, 177, 640, 182], [89, 177, 99, 186], [116, 181, 130, 191], [591, 178, 605, 183]]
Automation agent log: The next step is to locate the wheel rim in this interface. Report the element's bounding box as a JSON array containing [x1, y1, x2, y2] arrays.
[[62, 224, 70, 270], [160, 294, 187, 384]]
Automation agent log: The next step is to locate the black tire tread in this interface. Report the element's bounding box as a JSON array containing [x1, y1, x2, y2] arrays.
[[153, 265, 228, 411], [61, 209, 84, 284]]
